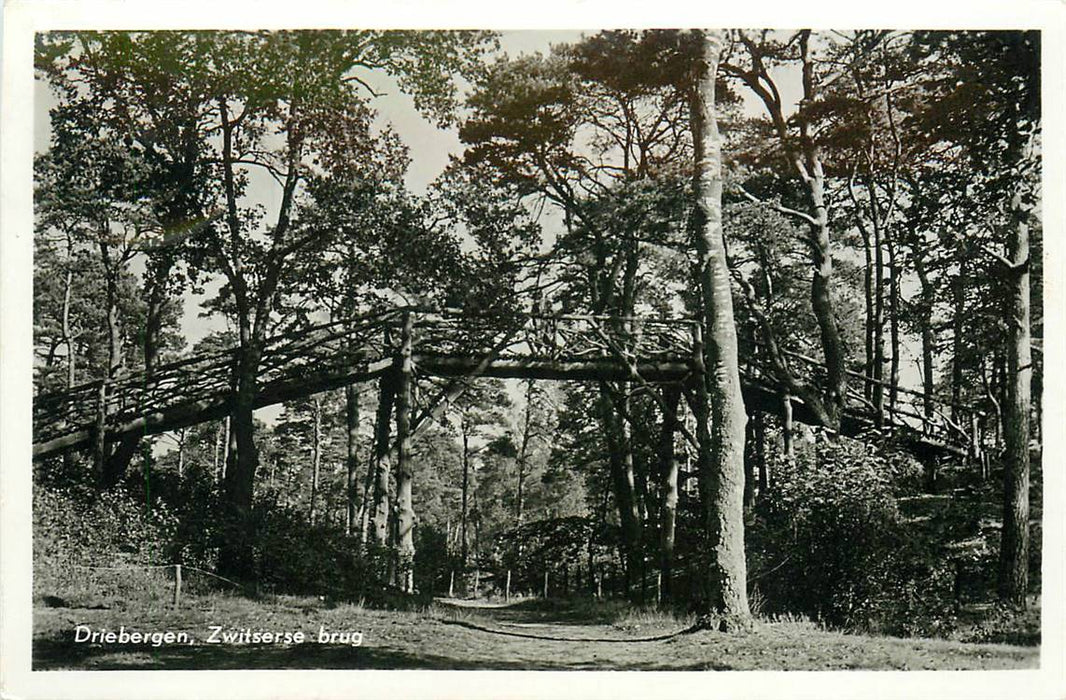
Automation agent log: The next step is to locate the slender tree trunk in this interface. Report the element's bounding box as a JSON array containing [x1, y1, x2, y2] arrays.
[[914, 250, 937, 420], [94, 245, 123, 487], [860, 224, 875, 402], [515, 378, 535, 526], [309, 394, 322, 527], [345, 384, 360, 536], [690, 30, 750, 625], [887, 232, 901, 414], [461, 422, 471, 568], [951, 254, 967, 422], [176, 428, 185, 479], [998, 199, 1032, 608], [658, 385, 681, 602], [395, 311, 416, 593], [754, 410, 768, 493], [870, 181, 886, 425]]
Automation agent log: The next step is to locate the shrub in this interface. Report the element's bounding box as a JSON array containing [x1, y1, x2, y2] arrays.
[[747, 435, 932, 632]]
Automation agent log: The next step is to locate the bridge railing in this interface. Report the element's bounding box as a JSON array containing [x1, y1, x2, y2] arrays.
[[743, 338, 984, 453]]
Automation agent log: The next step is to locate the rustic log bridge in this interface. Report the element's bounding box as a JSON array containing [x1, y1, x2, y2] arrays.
[[32, 307, 976, 460]]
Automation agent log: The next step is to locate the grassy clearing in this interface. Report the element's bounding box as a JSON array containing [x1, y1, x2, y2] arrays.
[[33, 593, 1038, 671]]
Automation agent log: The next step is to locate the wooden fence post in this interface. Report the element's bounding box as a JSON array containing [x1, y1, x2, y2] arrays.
[[543, 570, 549, 599], [448, 570, 455, 597], [173, 564, 182, 608], [505, 569, 511, 602]]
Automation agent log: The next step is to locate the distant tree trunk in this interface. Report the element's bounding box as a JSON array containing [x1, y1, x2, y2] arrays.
[[94, 241, 123, 487], [103, 261, 175, 487], [860, 221, 875, 403], [346, 384, 360, 536], [951, 253, 967, 422], [176, 428, 186, 479], [309, 394, 322, 527], [754, 410, 768, 493], [886, 232, 901, 413], [515, 377, 535, 526], [658, 385, 681, 602], [743, 419, 757, 517], [870, 177, 886, 425], [213, 421, 224, 483], [913, 248, 937, 420], [690, 29, 750, 625], [460, 420, 471, 568], [998, 196, 1032, 608]]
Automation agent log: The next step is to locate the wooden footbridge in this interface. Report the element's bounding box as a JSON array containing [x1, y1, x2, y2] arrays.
[[32, 307, 982, 460]]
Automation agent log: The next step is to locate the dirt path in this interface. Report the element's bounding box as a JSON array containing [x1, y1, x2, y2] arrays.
[[33, 596, 1039, 671]]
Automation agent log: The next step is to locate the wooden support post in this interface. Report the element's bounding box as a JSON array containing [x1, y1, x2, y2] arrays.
[[505, 569, 511, 602], [395, 311, 415, 593], [173, 564, 182, 608], [543, 570, 549, 599], [448, 570, 455, 598]]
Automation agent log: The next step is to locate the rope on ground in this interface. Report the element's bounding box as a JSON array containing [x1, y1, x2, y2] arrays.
[[438, 617, 702, 643]]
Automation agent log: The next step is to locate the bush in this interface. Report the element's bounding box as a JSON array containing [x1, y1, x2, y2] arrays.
[[33, 482, 179, 604], [747, 435, 938, 632]]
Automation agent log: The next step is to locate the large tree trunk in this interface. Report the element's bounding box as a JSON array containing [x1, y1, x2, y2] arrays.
[[690, 29, 750, 625], [218, 344, 262, 578], [598, 384, 642, 597], [998, 199, 1032, 608], [370, 374, 397, 547]]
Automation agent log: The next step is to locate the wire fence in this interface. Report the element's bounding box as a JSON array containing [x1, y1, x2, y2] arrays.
[[39, 562, 246, 609]]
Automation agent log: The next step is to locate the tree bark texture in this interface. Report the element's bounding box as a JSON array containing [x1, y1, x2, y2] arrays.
[[690, 29, 750, 623], [370, 374, 397, 547], [346, 384, 360, 535], [658, 385, 681, 602], [997, 198, 1031, 607], [395, 312, 416, 593]]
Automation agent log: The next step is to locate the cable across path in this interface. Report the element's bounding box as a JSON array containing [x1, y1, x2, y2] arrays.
[[33, 307, 981, 460]]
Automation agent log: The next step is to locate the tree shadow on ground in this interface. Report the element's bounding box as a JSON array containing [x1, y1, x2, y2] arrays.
[[32, 635, 732, 671], [439, 597, 635, 626]]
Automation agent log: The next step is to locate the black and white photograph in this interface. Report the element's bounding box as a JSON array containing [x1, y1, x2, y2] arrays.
[[2, 1, 1064, 698]]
